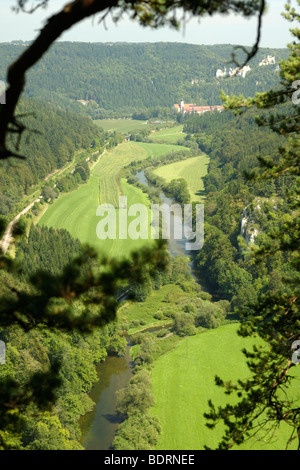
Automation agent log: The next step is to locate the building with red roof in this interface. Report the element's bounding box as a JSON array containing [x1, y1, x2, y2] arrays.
[[174, 101, 224, 115]]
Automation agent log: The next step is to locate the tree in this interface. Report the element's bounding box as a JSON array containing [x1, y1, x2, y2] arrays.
[[196, 302, 226, 329], [0, 241, 168, 448], [112, 414, 161, 450], [174, 311, 196, 336], [168, 178, 191, 204], [41, 186, 58, 202], [204, 2, 300, 450], [116, 370, 155, 416]]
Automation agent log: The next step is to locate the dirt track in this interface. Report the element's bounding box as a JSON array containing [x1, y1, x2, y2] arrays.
[[0, 196, 42, 253]]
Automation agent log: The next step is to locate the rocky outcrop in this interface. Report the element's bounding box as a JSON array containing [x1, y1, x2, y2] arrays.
[[259, 55, 276, 66], [240, 205, 260, 246], [216, 65, 251, 78]]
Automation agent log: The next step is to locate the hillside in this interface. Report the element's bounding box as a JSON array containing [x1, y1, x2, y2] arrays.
[[0, 98, 106, 216], [0, 42, 288, 115]]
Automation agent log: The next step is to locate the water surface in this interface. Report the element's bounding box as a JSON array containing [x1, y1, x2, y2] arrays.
[[80, 342, 134, 450]]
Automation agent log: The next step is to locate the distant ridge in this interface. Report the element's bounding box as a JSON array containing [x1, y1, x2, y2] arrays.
[[0, 42, 288, 114]]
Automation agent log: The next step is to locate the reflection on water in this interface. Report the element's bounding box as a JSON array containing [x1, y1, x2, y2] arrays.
[[135, 170, 197, 275], [135, 170, 194, 260], [80, 343, 134, 450]]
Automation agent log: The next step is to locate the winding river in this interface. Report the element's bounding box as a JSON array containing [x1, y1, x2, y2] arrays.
[[80, 340, 134, 450], [80, 169, 200, 450]]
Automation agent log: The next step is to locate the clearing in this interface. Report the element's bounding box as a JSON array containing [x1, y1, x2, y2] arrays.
[[150, 125, 185, 143]]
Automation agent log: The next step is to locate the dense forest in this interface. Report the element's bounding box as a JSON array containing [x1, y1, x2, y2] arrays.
[[0, 224, 128, 449], [181, 108, 294, 313], [16, 225, 82, 278], [0, 42, 288, 116]]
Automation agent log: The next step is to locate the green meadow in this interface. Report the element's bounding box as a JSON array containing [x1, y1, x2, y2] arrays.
[[38, 177, 153, 260], [150, 125, 185, 143], [150, 323, 299, 450], [119, 284, 187, 334], [153, 155, 210, 202], [130, 141, 190, 159], [38, 141, 189, 258]]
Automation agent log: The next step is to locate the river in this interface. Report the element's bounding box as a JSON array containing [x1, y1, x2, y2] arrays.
[[80, 340, 134, 450], [80, 169, 200, 450]]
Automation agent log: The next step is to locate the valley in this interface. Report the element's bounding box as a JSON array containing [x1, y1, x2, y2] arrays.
[[37, 139, 191, 258], [33, 117, 297, 451], [0, 32, 298, 453]]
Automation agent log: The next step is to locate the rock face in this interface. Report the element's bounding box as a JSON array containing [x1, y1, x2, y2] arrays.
[[216, 65, 251, 78], [259, 55, 276, 66], [240, 206, 260, 246], [240, 197, 282, 247], [216, 55, 277, 80]]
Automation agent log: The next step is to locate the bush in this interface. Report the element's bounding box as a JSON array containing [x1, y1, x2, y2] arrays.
[[130, 332, 144, 345], [134, 335, 157, 366], [156, 329, 167, 338], [42, 186, 58, 201], [130, 319, 141, 328], [112, 414, 161, 450], [131, 282, 152, 302], [154, 310, 164, 320], [195, 302, 226, 329], [116, 370, 155, 417], [182, 303, 196, 314], [174, 312, 196, 337]]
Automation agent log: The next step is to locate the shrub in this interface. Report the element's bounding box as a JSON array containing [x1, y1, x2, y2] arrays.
[[116, 370, 155, 417], [112, 415, 161, 450], [174, 312, 196, 337], [154, 311, 164, 320], [196, 302, 226, 329]]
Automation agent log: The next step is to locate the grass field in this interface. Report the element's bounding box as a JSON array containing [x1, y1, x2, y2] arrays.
[[93, 142, 190, 206], [153, 155, 210, 202], [38, 176, 153, 259], [150, 126, 185, 143], [38, 141, 189, 258], [130, 141, 190, 159], [119, 284, 187, 334], [94, 119, 149, 133], [150, 323, 299, 450]]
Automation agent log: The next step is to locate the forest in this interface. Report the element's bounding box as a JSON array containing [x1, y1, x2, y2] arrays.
[[0, 98, 106, 216], [0, 223, 128, 449], [184, 108, 292, 306], [0, 42, 288, 117]]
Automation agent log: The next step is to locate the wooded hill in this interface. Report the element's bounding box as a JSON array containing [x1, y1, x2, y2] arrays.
[[0, 98, 106, 216], [182, 108, 293, 309], [0, 42, 288, 116]]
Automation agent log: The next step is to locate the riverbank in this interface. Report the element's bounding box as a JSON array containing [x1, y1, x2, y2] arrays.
[[79, 167, 213, 450], [34, 124, 212, 450], [80, 339, 135, 450]]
